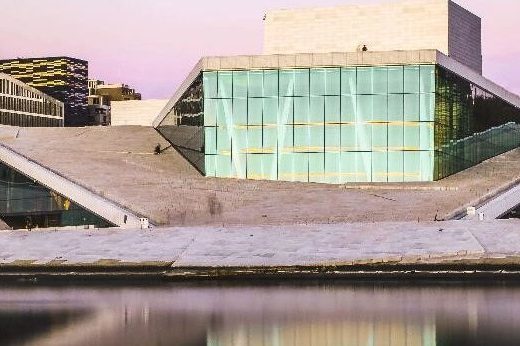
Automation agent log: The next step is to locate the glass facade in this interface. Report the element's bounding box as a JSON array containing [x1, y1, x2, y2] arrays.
[[0, 162, 114, 229], [434, 67, 520, 179], [157, 64, 520, 183]]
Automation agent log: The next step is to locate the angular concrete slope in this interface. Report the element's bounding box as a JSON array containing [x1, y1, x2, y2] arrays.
[[0, 125, 519, 227]]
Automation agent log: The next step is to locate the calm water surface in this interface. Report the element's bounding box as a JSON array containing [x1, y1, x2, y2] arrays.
[[0, 282, 519, 346]]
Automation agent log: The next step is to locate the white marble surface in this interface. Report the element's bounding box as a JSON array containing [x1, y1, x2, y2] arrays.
[[0, 220, 519, 267]]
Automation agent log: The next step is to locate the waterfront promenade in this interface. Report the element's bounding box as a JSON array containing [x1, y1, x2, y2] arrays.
[[1, 219, 520, 280]]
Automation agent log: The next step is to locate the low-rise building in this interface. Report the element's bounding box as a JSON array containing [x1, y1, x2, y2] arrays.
[[87, 79, 142, 126], [0, 73, 64, 127]]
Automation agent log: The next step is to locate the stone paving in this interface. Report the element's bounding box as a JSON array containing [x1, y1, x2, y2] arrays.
[[0, 220, 519, 268], [0, 126, 519, 227]]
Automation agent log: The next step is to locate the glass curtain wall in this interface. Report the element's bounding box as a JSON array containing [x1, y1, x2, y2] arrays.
[[434, 66, 520, 179], [0, 162, 114, 229], [202, 65, 436, 183]]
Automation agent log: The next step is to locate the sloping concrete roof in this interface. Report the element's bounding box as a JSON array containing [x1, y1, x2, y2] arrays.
[[0, 125, 518, 227]]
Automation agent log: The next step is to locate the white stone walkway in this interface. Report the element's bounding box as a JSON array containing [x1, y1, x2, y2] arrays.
[[0, 220, 519, 268]]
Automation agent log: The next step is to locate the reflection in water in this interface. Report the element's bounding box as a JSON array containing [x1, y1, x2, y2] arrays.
[[1, 284, 520, 345]]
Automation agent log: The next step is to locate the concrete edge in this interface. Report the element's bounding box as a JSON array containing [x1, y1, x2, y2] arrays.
[[0, 143, 145, 229]]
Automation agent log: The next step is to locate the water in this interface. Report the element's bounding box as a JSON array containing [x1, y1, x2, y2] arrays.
[[1, 282, 520, 346]]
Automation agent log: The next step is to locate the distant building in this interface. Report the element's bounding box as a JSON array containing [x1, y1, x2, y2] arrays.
[[0, 73, 64, 127], [0, 57, 88, 126], [111, 99, 168, 126], [88, 79, 142, 126]]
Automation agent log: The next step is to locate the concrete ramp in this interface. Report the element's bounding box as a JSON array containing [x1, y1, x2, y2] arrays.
[[0, 143, 144, 229]]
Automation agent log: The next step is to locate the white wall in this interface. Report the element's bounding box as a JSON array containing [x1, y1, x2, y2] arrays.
[[112, 99, 169, 127]]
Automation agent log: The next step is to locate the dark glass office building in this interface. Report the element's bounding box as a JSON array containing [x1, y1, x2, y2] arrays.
[[0, 57, 88, 126], [155, 51, 520, 183]]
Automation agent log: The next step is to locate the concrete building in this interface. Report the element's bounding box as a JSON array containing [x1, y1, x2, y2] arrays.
[[154, 0, 519, 184], [0, 73, 64, 127], [264, 0, 482, 73], [111, 99, 169, 126], [87, 80, 142, 126], [0, 57, 88, 126]]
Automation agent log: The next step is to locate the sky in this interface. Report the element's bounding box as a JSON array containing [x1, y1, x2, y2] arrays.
[[0, 0, 518, 99]]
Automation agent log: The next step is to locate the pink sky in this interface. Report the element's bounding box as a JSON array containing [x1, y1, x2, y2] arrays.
[[0, 0, 518, 99]]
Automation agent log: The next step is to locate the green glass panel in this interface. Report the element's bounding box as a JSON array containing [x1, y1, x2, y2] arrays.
[[373, 95, 388, 122], [309, 152, 325, 183], [278, 125, 294, 152], [294, 97, 310, 124], [325, 124, 341, 152], [248, 71, 264, 98], [341, 124, 356, 151], [203, 72, 218, 99], [387, 151, 404, 182], [247, 154, 262, 180], [310, 96, 324, 123], [205, 155, 216, 177], [231, 153, 247, 179], [355, 152, 372, 182], [280, 70, 295, 97], [404, 94, 420, 122], [205, 127, 217, 155], [388, 94, 404, 122], [216, 99, 232, 127], [372, 151, 388, 182], [388, 66, 404, 94], [420, 151, 434, 181], [217, 127, 231, 153], [248, 154, 277, 180], [232, 127, 248, 153], [310, 69, 326, 96], [325, 96, 340, 123], [248, 127, 263, 152], [294, 69, 310, 96], [278, 152, 308, 182], [373, 67, 388, 95], [217, 71, 232, 98], [263, 98, 278, 125], [279, 97, 294, 124], [404, 151, 421, 182], [341, 68, 357, 95], [233, 71, 248, 98], [420, 93, 435, 121], [309, 125, 324, 151], [404, 66, 420, 94], [357, 67, 373, 94], [215, 155, 231, 178], [324, 152, 341, 184], [204, 98, 217, 126], [404, 123, 420, 150], [340, 152, 356, 183], [294, 125, 310, 150], [341, 95, 356, 122], [263, 126, 277, 152], [420, 122, 434, 150], [372, 124, 388, 151], [232, 98, 247, 126], [388, 124, 404, 151], [420, 65, 435, 93], [357, 95, 373, 122], [264, 70, 279, 97], [355, 123, 372, 151], [248, 98, 263, 125], [262, 154, 277, 180], [325, 68, 341, 95]]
